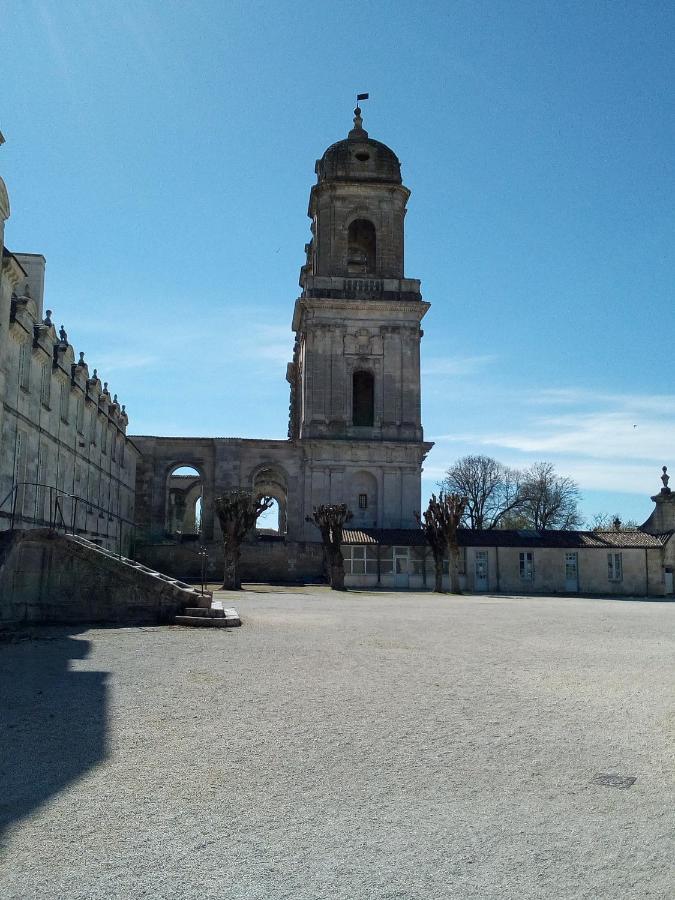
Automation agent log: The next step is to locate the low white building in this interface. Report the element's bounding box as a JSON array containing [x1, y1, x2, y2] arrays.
[[342, 474, 675, 597]]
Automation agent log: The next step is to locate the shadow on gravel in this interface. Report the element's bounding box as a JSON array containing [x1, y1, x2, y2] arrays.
[[0, 627, 107, 844]]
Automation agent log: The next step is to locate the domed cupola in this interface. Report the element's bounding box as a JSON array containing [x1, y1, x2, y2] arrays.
[[315, 106, 402, 185], [304, 105, 411, 282]]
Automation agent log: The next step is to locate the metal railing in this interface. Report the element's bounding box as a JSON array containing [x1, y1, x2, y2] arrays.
[[0, 481, 136, 558]]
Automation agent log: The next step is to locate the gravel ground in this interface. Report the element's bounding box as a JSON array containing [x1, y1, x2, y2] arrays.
[[1, 589, 674, 900]]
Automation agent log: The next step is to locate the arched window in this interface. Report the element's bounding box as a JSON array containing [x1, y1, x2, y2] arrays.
[[252, 467, 288, 535], [347, 219, 376, 274], [353, 371, 374, 426], [165, 465, 203, 536]]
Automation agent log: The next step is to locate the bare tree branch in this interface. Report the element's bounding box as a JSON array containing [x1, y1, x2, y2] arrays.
[[416, 492, 466, 593], [306, 504, 353, 590], [215, 489, 273, 590]]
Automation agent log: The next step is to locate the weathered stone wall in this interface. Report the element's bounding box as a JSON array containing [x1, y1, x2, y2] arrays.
[[134, 536, 325, 584], [0, 529, 200, 626], [0, 180, 137, 551]]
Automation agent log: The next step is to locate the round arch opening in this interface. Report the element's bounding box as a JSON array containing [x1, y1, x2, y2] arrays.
[[165, 465, 203, 537]]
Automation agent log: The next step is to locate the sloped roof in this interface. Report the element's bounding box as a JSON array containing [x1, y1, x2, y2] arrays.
[[342, 527, 671, 550]]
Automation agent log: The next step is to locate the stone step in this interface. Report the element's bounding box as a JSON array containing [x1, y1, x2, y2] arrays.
[[183, 607, 215, 617], [174, 615, 232, 628]]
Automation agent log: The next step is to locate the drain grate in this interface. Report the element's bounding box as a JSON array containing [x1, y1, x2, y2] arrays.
[[591, 773, 637, 789]]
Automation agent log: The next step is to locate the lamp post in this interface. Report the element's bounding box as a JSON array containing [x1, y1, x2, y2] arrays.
[[198, 544, 208, 595]]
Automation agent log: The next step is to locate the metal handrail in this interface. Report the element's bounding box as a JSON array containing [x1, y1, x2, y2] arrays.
[[0, 481, 136, 558]]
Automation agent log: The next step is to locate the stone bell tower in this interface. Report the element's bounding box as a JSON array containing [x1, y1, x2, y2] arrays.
[[287, 105, 432, 533]]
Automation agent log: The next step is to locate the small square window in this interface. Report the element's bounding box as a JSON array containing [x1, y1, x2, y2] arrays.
[[358, 493, 368, 509]]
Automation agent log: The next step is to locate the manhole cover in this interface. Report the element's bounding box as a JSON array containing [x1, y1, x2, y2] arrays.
[[591, 773, 637, 789]]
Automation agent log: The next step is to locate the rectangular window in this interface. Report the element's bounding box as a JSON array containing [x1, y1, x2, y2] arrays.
[[412, 553, 427, 576], [519, 551, 534, 581], [76, 396, 84, 434], [393, 546, 410, 574], [34, 443, 43, 520], [565, 552, 578, 579], [608, 552, 623, 582], [351, 545, 366, 575], [101, 424, 107, 455], [380, 547, 393, 575], [40, 364, 51, 408], [14, 431, 24, 486], [18, 342, 30, 391], [60, 382, 69, 422], [111, 432, 116, 462], [457, 547, 467, 575], [13, 431, 27, 516], [358, 493, 368, 509], [119, 439, 125, 467], [344, 545, 379, 575]]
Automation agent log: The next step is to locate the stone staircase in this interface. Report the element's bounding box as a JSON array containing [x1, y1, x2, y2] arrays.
[[66, 534, 209, 601], [175, 597, 241, 628], [66, 536, 241, 627], [0, 528, 217, 627]]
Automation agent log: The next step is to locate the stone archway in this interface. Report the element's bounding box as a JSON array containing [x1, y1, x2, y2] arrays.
[[250, 465, 288, 535], [165, 465, 203, 537]]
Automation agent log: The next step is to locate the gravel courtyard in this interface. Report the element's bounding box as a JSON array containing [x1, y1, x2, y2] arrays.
[[1, 589, 673, 900]]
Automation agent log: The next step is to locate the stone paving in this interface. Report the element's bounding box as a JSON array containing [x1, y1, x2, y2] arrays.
[[1, 588, 674, 899]]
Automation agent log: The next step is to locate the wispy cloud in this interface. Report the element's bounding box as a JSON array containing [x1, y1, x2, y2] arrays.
[[429, 386, 675, 496], [422, 354, 497, 376]]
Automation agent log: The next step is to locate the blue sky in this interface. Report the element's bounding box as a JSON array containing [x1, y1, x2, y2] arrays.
[[2, 1, 673, 525]]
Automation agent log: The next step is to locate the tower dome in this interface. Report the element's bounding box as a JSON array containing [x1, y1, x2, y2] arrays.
[[314, 107, 402, 185]]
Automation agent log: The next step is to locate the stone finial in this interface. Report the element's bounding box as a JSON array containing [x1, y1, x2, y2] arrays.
[[103, 381, 110, 395], [59, 324, 68, 343], [93, 368, 98, 379], [43, 309, 53, 326], [23, 282, 31, 299], [113, 393, 118, 404], [661, 465, 670, 493], [78, 351, 85, 365], [121, 404, 126, 414], [348, 106, 368, 140]]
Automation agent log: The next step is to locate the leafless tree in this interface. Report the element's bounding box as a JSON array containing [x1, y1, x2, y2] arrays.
[[416, 492, 466, 593], [306, 503, 353, 590], [518, 462, 582, 530], [441, 455, 522, 529], [215, 489, 273, 590], [588, 512, 639, 531]]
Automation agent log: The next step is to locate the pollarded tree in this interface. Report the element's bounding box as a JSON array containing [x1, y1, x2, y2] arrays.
[[416, 492, 467, 593], [441, 454, 522, 529], [215, 489, 273, 590], [306, 503, 353, 591], [518, 462, 582, 530]]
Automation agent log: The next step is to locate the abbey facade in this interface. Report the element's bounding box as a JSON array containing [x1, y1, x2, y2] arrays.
[[0, 172, 138, 551], [132, 108, 432, 580], [2, 113, 673, 595]]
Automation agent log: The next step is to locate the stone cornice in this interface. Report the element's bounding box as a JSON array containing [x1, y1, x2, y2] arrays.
[[293, 296, 430, 331]]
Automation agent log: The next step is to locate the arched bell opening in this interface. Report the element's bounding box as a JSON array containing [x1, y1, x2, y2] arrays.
[[347, 219, 376, 274], [165, 465, 203, 537]]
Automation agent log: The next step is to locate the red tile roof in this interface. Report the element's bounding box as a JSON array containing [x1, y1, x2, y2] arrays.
[[342, 527, 671, 550]]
